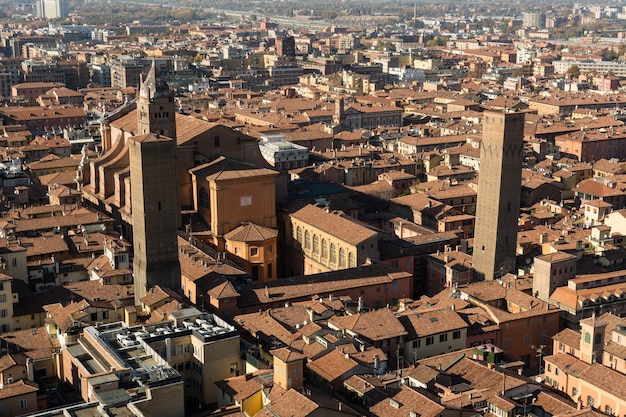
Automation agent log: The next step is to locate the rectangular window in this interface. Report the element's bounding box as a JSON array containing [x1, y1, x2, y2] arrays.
[[19, 399, 27, 409], [453, 330, 461, 339], [0, 310, 7, 318], [587, 396, 594, 407], [0, 294, 6, 303], [240, 196, 252, 206], [250, 247, 258, 257], [503, 338, 510, 349], [426, 336, 434, 346], [440, 334, 448, 342], [412, 340, 420, 348]]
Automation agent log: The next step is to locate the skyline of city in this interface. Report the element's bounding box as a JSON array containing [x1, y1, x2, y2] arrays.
[[0, 1, 625, 416]]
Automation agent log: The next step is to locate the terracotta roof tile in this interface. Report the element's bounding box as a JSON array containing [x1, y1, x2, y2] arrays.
[[0, 353, 27, 372], [579, 362, 626, 398], [64, 280, 133, 307], [0, 326, 60, 361], [0, 380, 38, 400], [214, 370, 273, 403], [207, 281, 240, 299], [370, 386, 444, 417], [234, 311, 296, 346], [399, 309, 468, 338], [307, 349, 359, 382], [543, 353, 591, 376], [419, 353, 526, 393], [239, 264, 409, 308], [271, 347, 306, 363], [140, 285, 172, 306], [329, 308, 406, 342], [254, 388, 318, 417], [224, 222, 278, 242], [291, 203, 378, 246], [533, 391, 577, 416]]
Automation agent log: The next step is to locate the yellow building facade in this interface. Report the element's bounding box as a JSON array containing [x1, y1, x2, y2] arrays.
[[285, 204, 379, 276]]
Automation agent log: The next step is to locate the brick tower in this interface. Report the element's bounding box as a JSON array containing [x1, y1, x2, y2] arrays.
[[131, 61, 180, 305], [473, 111, 525, 281]]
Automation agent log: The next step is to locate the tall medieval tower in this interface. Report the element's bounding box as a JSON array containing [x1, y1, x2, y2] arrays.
[[131, 61, 180, 306], [137, 61, 177, 138], [473, 111, 525, 281]]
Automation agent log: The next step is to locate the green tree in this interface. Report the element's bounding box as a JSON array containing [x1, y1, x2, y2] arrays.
[[425, 36, 449, 47], [603, 49, 619, 61], [566, 65, 580, 78], [412, 20, 424, 29]]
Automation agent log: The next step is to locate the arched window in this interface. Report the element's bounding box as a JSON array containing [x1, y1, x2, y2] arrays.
[[305, 230, 311, 250], [322, 239, 328, 259], [339, 248, 346, 268], [313, 234, 319, 255], [296, 226, 302, 244], [330, 243, 337, 264], [199, 188, 209, 208], [348, 252, 355, 268]]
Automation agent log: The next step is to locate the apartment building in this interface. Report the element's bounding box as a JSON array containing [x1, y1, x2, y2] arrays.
[[458, 281, 561, 370], [62, 312, 241, 411], [544, 313, 626, 414], [329, 308, 407, 367], [0, 106, 87, 135], [399, 308, 468, 362], [550, 270, 626, 327], [425, 250, 473, 296], [555, 127, 626, 162]]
